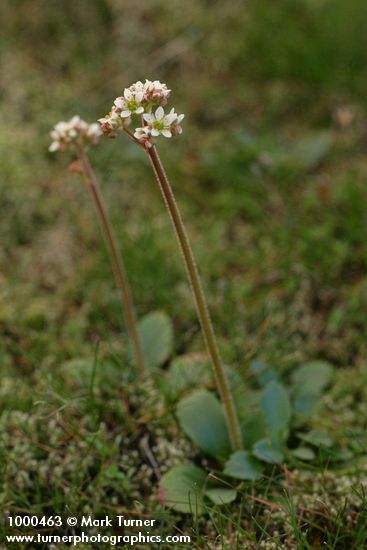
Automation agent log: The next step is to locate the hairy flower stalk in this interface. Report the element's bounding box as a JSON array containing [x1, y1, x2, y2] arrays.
[[77, 150, 145, 373], [147, 146, 243, 450], [49, 116, 145, 373], [100, 81, 242, 449]]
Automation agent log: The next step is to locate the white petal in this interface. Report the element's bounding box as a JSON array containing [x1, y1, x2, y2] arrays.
[[114, 98, 125, 109], [88, 123, 102, 137], [120, 110, 131, 118], [155, 106, 164, 120], [165, 114, 177, 125], [151, 128, 160, 137], [49, 142, 60, 152], [143, 113, 154, 123], [55, 122, 67, 132], [136, 106, 144, 114], [124, 89, 132, 100], [134, 127, 150, 139], [135, 91, 144, 103], [161, 129, 172, 138]]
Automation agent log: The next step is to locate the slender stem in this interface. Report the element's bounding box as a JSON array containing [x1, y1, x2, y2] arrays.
[[78, 148, 145, 373], [146, 145, 242, 451]]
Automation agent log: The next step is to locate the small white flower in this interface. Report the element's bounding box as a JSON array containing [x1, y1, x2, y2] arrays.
[[115, 87, 145, 118], [98, 107, 129, 137], [129, 80, 145, 94], [134, 126, 153, 147], [171, 113, 184, 136], [86, 122, 102, 139], [49, 141, 60, 152], [143, 106, 184, 138], [49, 116, 102, 152], [101, 79, 183, 145], [143, 80, 171, 105]]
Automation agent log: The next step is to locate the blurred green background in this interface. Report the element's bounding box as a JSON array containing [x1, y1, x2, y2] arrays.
[[1, 0, 367, 374]]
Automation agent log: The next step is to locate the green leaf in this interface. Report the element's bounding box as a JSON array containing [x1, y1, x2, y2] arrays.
[[241, 411, 267, 450], [176, 390, 231, 460], [253, 438, 284, 464], [224, 450, 263, 481], [293, 394, 319, 418], [134, 311, 173, 369], [163, 354, 211, 401], [291, 361, 333, 397], [251, 360, 280, 387], [261, 381, 291, 446], [297, 430, 333, 448], [331, 448, 354, 462], [291, 446, 315, 461], [159, 463, 207, 514], [205, 487, 237, 505]]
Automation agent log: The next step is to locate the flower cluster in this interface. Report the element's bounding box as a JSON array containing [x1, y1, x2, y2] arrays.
[[49, 116, 102, 152], [99, 80, 184, 147], [98, 108, 129, 138]]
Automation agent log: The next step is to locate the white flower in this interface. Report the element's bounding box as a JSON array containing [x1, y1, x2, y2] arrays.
[[49, 116, 102, 152], [143, 80, 171, 105], [129, 80, 145, 94], [86, 122, 101, 138], [143, 106, 184, 138], [114, 87, 145, 118], [49, 141, 61, 152], [100, 80, 183, 145], [171, 113, 184, 136], [98, 107, 129, 137], [112, 80, 171, 120], [134, 126, 153, 147]]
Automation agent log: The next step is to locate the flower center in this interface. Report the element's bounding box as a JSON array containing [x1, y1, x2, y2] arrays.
[[128, 100, 139, 112], [153, 121, 165, 131]]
